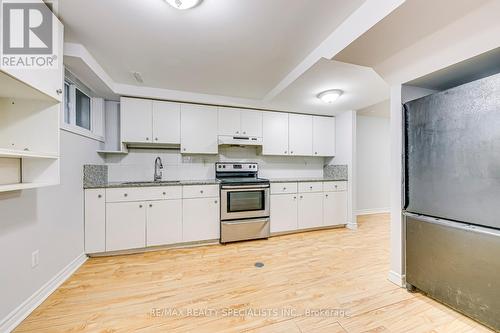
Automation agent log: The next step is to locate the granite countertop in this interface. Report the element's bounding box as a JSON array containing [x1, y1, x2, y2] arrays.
[[268, 177, 348, 183], [84, 179, 221, 189]]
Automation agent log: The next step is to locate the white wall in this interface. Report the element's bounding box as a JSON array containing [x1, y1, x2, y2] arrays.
[[356, 114, 390, 214], [0, 130, 103, 329], [105, 146, 324, 182], [329, 110, 356, 227]]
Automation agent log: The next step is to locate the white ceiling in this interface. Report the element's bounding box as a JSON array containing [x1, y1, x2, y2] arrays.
[[334, 0, 497, 83], [268, 59, 389, 115], [60, 0, 366, 100]]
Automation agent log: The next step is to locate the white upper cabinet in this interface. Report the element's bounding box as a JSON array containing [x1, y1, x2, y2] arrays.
[[1, 15, 64, 101], [218, 108, 241, 136], [152, 101, 181, 144], [218, 108, 262, 137], [289, 114, 313, 156], [181, 104, 218, 154], [121, 97, 153, 143], [240, 110, 262, 137], [263, 112, 289, 155], [313, 116, 336, 156]]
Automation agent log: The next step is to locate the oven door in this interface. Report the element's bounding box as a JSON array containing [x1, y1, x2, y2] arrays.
[[220, 184, 270, 221]]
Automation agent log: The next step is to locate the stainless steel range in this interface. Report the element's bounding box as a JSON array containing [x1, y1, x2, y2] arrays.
[[216, 162, 270, 243]]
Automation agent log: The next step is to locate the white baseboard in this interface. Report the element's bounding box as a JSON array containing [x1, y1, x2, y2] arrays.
[[356, 208, 390, 216], [346, 222, 358, 230], [0, 253, 87, 333], [388, 270, 406, 287]]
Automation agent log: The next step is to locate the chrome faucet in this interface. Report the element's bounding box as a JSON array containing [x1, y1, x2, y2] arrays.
[[154, 156, 163, 182]]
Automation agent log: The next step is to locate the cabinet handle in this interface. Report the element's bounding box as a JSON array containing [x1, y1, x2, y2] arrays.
[[183, 148, 186, 151], [124, 193, 128, 197], [146, 137, 149, 141], [293, 196, 296, 200], [284, 151, 287, 154], [309, 186, 313, 189], [214, 200, 218, 204], [291, 151, 294, 154], [236, 131, 239, 134], [98, 194, 102, 198], [325, 194, 329, 198], [162, 192, 166, 195], [300, 196, 303, 199], [283, 187, 286, 191], [200, 190, 204, 194], [334, 185, 338, 188], [149, 204, 153, 208], [155, 137, 158, 141], [139, 204, 143, 208], [56, 89, 63, 95], [315, 152, 318, 155], [243, 131, 246, 134]]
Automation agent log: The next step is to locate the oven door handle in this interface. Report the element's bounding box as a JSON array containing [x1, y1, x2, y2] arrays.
[[220, 184, 270, 190], [221, 218, 269, 225]]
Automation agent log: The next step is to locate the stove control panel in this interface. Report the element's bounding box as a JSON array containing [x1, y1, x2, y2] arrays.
[[216, 162, 258, 172]]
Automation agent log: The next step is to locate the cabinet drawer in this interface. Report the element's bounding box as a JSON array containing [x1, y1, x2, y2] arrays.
[[323, 181, 347, 192], [147, 186, 182, 200], [298, 182, 323, 193], [271, 182, 297, 194], [182, 185, 219, 198], [106, 187, 148, 202]]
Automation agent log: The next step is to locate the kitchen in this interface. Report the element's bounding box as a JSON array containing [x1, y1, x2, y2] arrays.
[[1, 0, 500, 332]]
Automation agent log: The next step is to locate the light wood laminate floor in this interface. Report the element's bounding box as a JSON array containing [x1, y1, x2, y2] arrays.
[[15, 214, 492, 332]]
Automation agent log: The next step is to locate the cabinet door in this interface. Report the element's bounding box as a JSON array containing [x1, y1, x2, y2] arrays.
[[121, 98, 153, 143], [323, 191, 347, 226], [218, 108, 241, 136], [289, 114, 313, 156], [106, 201, 146, 251], [1, 17, 64, 101], [313, 116, 336, 156], [241, 110, 263, 137], [298, 192, 323, 229], [146, 200, 182, 247], [262, 112, 289, 155], [152, 101, 181, 144], [181, 104, 218, 154], [84, 189, 105, 253], [270, 194, 298, 233], [182, 197, 220, 242]]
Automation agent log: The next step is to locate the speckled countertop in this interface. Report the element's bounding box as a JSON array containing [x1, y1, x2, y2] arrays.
[[84, 179, 221, 189], [268, 177, 348, 183]]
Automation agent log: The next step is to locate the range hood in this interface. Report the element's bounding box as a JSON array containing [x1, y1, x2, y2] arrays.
[[218, 135, 263, 146]]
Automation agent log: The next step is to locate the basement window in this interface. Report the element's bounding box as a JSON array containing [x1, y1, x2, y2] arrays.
[[62, 69, 104, 141]]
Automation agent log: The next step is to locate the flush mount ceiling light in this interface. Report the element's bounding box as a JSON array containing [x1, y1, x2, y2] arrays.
[[165, 0, 202, 10], [317, 89, 343, 104]]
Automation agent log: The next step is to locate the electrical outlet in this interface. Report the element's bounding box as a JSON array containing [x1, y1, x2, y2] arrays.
[[31, 250, 39, 268]]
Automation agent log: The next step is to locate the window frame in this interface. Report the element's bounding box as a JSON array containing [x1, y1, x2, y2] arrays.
[[61, 78, 104, 142]]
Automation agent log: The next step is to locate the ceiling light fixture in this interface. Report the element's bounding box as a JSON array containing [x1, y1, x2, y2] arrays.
[[165, 0, 202, 10], [317, 89, 343, 104]]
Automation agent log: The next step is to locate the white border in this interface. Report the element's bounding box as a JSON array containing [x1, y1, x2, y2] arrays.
[[0, 253, 87, 333], [356, 208, 390, 215]]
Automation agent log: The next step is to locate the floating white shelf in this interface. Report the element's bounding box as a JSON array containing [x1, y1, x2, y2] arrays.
[[0, 148, 59, 159], [0, 182, 58, 193]]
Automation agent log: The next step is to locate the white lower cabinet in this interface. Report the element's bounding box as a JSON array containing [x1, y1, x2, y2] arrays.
[[84, 189, 106, 253], [323, 191, 347, 226], [146, 200, 182, 247], [106, 201, 147, 252], [182, 197, 220, 242], [270, 193, 298, 233], [298, 192, 323, 229]]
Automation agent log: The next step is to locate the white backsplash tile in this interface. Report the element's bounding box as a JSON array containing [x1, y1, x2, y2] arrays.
[[105, 146, 325, 182]]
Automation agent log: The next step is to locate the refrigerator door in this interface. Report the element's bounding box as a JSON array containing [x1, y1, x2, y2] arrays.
[[404, 72, 500, 229], [405, 213, 500, 331]]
